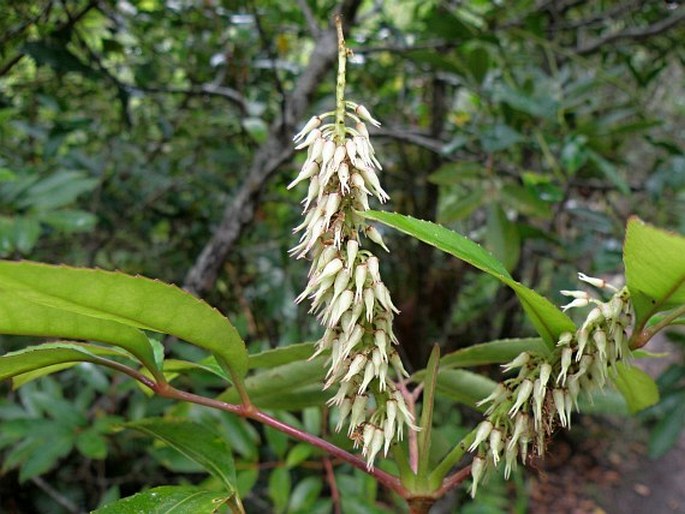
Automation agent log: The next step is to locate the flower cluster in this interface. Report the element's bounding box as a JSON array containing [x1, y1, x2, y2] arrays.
[[290, 102, 417, 468], [468, 273, 633, 496]]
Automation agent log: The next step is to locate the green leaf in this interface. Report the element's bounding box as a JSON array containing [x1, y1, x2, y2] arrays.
[[287, 477, 323, 514], [285, 443, 313, 469], [624, 218, 685, 328], [39, 209, 97, 233], [362, 211, 575, 347], [268, 467, 291, 514], [248, 342, 315, 369], [479, 124, 524, 152], [220, 357, 327, 409], [485, 205, 520, 272], [126, 418, 237, 494], [439, 337, 549, 370], [612, 362, 660, 414], [12, 216, 41, 254], [588, 151, 630, 194], [0, 342, 140, 383], [0, 294, 159, 374], [435, 369, 498, 409], [417, 345, 440, 480], [16, 427, 73, 482], [20, 170, 98, 211], [648, 400, 685, 458], [93, 486, 232, 514], [162, 357, 230, 382], [0, 260, 248, 378], [75, 428, 108, 460]]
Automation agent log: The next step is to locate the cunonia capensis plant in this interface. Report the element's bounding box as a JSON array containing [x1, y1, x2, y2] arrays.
[[1, 15, 684, 514]]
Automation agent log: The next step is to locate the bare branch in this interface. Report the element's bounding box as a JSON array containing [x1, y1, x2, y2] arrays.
[[373, 127, 448, 156], [134, 83, 247, 112], [0, 0, 99, 78], [577, 7, 685, 55]]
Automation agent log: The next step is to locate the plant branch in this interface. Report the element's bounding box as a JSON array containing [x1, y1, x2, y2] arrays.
[[630, 303, 685, 349], [0, 0, 99, 78], [323, 456, 342, 514], [153, 383, 406, 495], [576, 7, 685, 55], [435, 464, 472, 497], [31, 476, 85, 514]]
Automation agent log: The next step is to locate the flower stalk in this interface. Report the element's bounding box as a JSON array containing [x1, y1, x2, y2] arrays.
[[290, 15, 416, 469], [468, 273, 634, 496]]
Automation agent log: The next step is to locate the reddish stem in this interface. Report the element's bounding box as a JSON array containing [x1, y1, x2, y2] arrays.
[[323, 456, 342, 514], [153, 383, 406, 495], [435, 464, 472, 497]]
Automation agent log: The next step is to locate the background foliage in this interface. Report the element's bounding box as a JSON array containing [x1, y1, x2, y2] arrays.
[[1, 0, 683, 512]]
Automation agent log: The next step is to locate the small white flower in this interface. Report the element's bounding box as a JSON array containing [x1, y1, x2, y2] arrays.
[[293, 115, 322, 142], [470, 456, 486, 498], [468, 421, 493, 452], [501, 352, 530, 373], [508, 379, 533, 416]]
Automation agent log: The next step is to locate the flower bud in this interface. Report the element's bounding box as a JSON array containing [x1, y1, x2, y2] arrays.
[[294, 128, 321, 150], [366, 226, 390, 252], [508, 379, 533, 416], [470, 456, 486, 498], [293, 115, 322, 142], [468, 421, 493, 452]]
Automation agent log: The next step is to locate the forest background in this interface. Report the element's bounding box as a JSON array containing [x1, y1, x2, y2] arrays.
[[0, 0, 684, 512]]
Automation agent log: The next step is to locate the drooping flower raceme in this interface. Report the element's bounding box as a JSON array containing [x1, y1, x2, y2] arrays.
[[468, 273, 633, 496], [290, 102, 417, 468]]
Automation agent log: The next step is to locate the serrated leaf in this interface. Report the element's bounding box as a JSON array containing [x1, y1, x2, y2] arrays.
[[362, 211, 575, 347], [612, 362, 660, 414], [0, 260, 248, 378], [624, 218, 685, 328], [0, 342, 141, 384], [0, 294, 159, 374], [126, 418, 237, 494], [93, 485, 233, 514]]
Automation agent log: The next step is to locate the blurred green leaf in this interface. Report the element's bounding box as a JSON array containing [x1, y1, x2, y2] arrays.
[[126, 418, 237, 493], [287, 477, 323, 514], [479, 124, 524, 152], [648, 400, 685, 458], [268, 467, 291, 514]]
